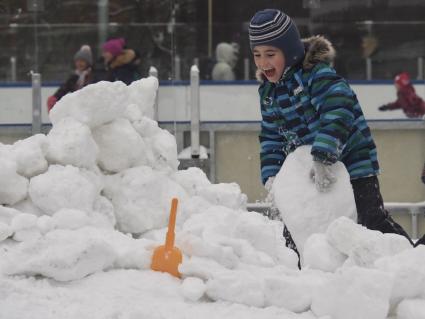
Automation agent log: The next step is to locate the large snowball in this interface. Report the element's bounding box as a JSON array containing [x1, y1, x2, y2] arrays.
[[326, 216, 412, 267], [92, 118, 152, 173], [171, 167, 211, 196], [28, 165, 99, 215], [11, 134, 48, 178], [303, 233, 347, 272], [46, 117, 99, 168], [127, 77, 158, 119], [147, 129, 179, 172], [273, 145, 356, 257], [103, 166, 188, 234], [198, 183, 247, 211], [49, 81, 128, 128]]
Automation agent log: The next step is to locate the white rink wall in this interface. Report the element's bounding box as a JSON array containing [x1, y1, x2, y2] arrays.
[[1, 82, 425, 124]]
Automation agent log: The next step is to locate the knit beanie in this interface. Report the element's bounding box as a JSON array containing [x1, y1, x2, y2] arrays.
[[394, 72, 411, 88], [74, 45, 93, 65], [102, 38, 126, 57], [249, 9, 304, 68]]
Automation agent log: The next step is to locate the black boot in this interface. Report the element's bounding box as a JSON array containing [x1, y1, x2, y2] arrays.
[[283, 224, 301, 269], [351, 176, 414, 246]]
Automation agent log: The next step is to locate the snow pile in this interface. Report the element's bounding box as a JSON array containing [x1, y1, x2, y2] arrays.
[[0, 78, 424, 319]]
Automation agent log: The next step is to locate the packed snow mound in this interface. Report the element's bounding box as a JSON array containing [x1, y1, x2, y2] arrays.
[[273, 145, 357, 257], [0, 77, 424, 319]]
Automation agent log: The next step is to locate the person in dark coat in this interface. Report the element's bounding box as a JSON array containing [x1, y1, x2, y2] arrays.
[[47, 45, 94, 112], [100, 38, 141, 85], [248, 9, 416, 257], [379, 72, 425, 118]]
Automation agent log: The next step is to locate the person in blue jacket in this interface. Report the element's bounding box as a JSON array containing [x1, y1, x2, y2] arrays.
[[100, 38, 141, 85], [248, 9, 415, 254]]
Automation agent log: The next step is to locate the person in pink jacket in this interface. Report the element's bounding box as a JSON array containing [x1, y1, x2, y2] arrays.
[[379, 72, 425, 118]]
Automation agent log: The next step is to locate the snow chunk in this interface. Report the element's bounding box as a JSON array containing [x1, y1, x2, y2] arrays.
[[132, 117, 179, 172], [311, 266, 392, 319], [103, 166, 188, 233], [11, 134, 48, 177], [181, 277, 206, 302], [171, 167, 211, 196], [127, 76, 158, 119], [11, 213, 37, 231], [132, 116, 161, 138], [12, 197, 44, 216], [49, 81, 128, 128], [375, 246, 425, 305], [2, 228, 116, 281], [46, 117, 98, 168], [29, 165, 99, 215], [397, 299, 425, 319], [273, 146, 356, 258], [206, 270, 265, 307], [327, 216, 412, 267], [0, 222, 13, 241], [303, 233, 347, 272], [198, 183, 247, 210], [51, 209, 91, 230], [0, 157, 29, 205], [0, 205, 21, 224], [92, 118, 151, 173], [147, 129, 179, 172]]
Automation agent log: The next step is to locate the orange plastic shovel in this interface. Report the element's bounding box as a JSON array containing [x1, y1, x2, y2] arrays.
[[151, 198, 183, 278]]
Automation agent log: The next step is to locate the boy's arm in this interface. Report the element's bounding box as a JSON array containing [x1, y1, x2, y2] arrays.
[[259, 122, 286, 185], [309, 64, 355, 164], [258, 84, 286, 184]]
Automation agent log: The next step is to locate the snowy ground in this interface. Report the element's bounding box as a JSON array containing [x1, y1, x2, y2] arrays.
[[0, 78, 424, 319]]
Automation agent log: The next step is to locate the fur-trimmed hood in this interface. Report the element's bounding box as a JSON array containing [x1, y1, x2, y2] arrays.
[[256, 35, 336, 82], [109, 49, 137, 69]]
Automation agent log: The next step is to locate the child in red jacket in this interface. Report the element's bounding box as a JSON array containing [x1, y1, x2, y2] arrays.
[[379, 72, 425, 118]]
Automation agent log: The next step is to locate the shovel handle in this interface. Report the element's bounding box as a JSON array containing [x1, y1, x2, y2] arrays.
[[165, 198, 178, 250]]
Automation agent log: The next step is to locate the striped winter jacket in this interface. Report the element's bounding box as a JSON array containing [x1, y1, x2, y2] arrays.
[[258, 36, 379, 184]]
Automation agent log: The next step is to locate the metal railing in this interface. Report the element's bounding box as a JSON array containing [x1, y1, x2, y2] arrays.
[[247, 201, 425, 239]]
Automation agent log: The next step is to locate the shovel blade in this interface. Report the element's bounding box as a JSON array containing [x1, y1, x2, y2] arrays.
[[151, 245, 183, 278]]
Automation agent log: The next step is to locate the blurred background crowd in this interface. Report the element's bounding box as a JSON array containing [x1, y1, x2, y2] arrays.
[[0, 0, 424, 82]]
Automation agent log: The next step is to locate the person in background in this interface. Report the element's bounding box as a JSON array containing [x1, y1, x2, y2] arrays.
[[378, 72, 425, 118], [47, 45, 93, 112], [100, 38, 141, 85], [211, 42, 239, 81], [248, 9, 417, 258]]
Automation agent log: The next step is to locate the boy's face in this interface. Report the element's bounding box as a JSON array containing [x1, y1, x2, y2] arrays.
[[253, 45, 285, 83]]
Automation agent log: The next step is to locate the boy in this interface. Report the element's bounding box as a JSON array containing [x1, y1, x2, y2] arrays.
[[248, 9, 415, 250]]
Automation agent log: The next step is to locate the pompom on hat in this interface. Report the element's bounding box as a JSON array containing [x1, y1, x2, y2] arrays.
[[102, 38, 126, 57], [248, 9, 305, 68], [74, 45, 93, 65], [394, 72, 411, 88]]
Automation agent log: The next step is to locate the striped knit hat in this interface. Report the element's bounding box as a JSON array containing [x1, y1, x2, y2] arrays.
[[249, 9, 305, 68]]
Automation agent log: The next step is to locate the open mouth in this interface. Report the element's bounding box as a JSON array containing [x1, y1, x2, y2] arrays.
[[263, 68, 276, 78]]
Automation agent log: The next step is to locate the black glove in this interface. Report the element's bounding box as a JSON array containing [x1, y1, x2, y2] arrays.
[[379, 105, 389, 111]]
